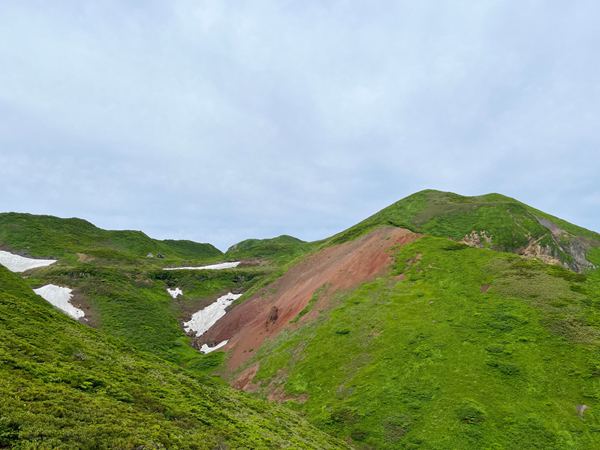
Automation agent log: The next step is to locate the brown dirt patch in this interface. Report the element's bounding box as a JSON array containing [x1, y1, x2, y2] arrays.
[[577, 404, 590, 420], [238, 259, 269, 268], [268, 386, 308, 404], [202, 226, 422, 371], [405, 253, 422, 270], [76, 253, 95, 263], [480, 285, 491, 294], [370, 329, 384, 338], [70, 290, 100, 328], [232, 363, 261, 392]]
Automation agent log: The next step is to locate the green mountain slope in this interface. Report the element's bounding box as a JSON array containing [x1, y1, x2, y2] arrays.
[[232, 236, 600, 449], [0, 212, 222, 263], [227, 235, 306, 252], [226, 235, 319, 265], [0, 213, 294, 375], [5, 191, 600, 449], [22, 263, 274, 371], [328, 190, 600, 272], [0, 265, 348, 449]]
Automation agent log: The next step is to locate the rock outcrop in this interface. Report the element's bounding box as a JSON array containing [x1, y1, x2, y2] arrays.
[[460, 216, 597, 273]]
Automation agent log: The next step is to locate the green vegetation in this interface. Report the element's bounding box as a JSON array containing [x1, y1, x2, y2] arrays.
[[227, 235, 306, 252], [0, 212, 320, 386], [0, 266, 348, 449], [226, 235, 320, 266], [4, 192, 600, 448], [240, 236, 600, 449], [326, 190, 600, 269], [0, 213, 315, 376], [23, 264, 271, 374], [326, 191, 427, 246], [0, 212, 222, 263]]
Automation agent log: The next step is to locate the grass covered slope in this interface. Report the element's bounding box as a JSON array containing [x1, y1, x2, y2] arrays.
[[23, 263, 274, 374], [228, 235, 306, 253], [0, 265, 348, 449], [225, 235, 319, 266], [0, 212, 222, 263], [329, 190, 600, 272], [236, 236, 600, 449], [0, 212, 296, 378]]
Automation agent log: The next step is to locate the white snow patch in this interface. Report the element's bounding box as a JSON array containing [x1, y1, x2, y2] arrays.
[[164, 261, 241, 271], [200, 340, 229, 354], [167, 288, 183, 298], [33, 284, 85, 320], [183, 292, 242, 337], [0, 250, 57, 273]]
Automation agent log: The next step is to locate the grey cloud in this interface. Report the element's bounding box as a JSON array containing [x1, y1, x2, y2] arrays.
[[1, 1, 599, 250]]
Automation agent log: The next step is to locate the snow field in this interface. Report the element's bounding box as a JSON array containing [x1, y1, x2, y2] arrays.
[[167, 288, 183, 298], [183, 292, 242, 337], [0, 250, 57, 272], [33, 284, 85, 320], [164, 261, 241, 271], [200, 340, 229, 354]]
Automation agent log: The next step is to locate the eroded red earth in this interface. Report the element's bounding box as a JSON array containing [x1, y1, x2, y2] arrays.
[[202, 226, 422, 372]]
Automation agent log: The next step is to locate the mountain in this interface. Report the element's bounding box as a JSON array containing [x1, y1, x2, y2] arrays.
[[225, 235, 318, 265], [3, 191, 600, 449], [0, 265, 348, 449], [227, 235, 306, 253], [329, 190, 600, 273], [0, 212, 222, 264], [197, 191, 600, 449]]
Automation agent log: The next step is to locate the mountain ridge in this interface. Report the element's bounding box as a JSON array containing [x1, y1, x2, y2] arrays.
[[3, 190, 600, 449], [327, 190, 600, 272], [0, 212, 223, 264]]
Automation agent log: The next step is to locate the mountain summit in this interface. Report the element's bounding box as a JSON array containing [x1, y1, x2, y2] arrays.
[[330, 190, 600, 272]]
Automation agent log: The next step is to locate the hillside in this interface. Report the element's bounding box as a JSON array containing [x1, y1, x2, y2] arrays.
[[0, 212, 222, 264], [0, 213, 306, 379], [227, 235, 306, 253], [22, 262, 277, 372], [0, 264, 349, 449], [189, 191, 600, 449], [225, 235, 319, 266], [218, 232, 600, 448]]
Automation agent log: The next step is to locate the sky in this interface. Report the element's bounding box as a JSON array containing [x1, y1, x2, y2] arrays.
[[1, 1, 599, 251]]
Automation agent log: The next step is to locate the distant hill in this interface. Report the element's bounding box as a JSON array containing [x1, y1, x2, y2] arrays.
[[227, 235, 306, 253], [0, 212, 222, 262], [328, 190, 600, 273], [226, 234, 318, 265]]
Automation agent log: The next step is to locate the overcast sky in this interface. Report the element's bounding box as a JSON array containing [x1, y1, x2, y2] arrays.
[[1, 1, 599, 251]]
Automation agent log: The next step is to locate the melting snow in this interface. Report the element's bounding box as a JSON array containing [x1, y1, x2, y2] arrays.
[[164, 261, 241, 271], [0, 250, 57, 273], [167, 288, 183, 298], [200, 340, 229, 354], [33, 284, 85, 320], [184, 292, 242, 337]]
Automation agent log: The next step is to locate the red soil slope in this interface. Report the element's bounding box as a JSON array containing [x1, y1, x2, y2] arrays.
[[203, 226, 422, 370]]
